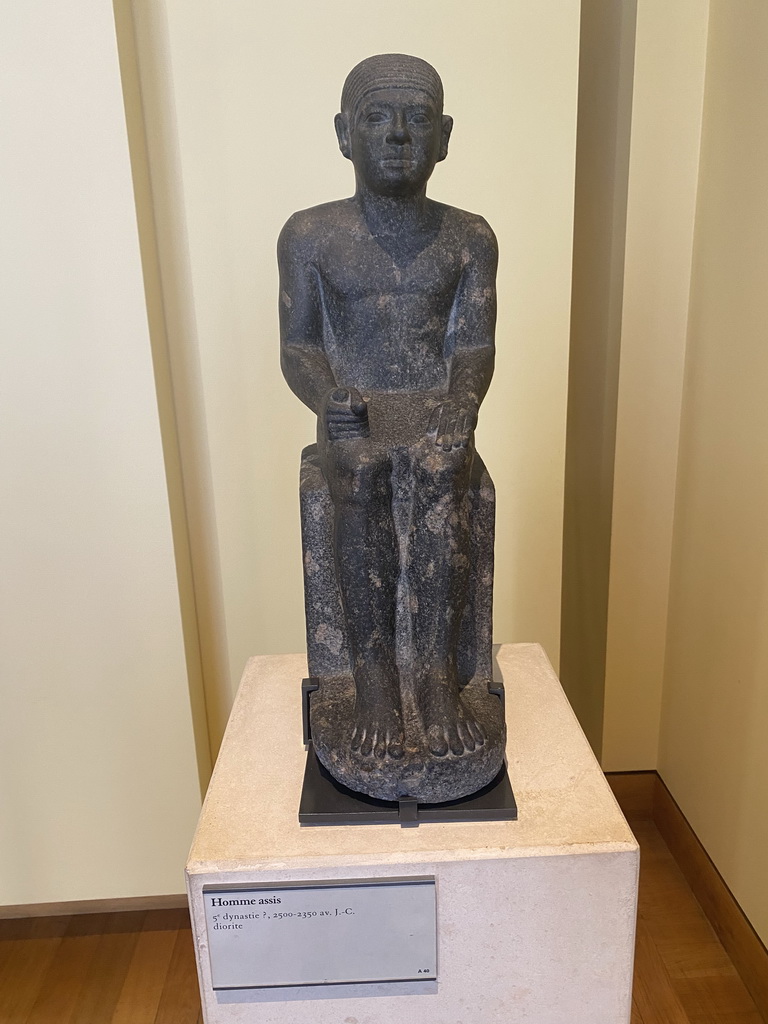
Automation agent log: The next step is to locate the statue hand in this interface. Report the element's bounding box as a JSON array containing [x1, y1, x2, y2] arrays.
[[427, 400, 478, 450], [323, 387, 370, 441]]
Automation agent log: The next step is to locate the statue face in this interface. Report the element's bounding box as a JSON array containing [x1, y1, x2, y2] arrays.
[[339, 88, 451, 197]]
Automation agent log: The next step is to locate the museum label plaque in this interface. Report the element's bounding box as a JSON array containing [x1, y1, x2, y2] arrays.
[[203, 877, 437, 989]]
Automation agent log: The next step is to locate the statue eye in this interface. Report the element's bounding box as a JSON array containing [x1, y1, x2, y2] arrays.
[[409, 112, 431, 125], [364, 111, 388, 124]]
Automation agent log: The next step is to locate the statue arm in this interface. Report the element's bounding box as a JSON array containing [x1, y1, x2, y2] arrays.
[[278, 215, 368, 440], [429, 218, 497, 449], [278, 216, 337, 415], [448, 217, 497, 407], [449, 347, 495, 408]]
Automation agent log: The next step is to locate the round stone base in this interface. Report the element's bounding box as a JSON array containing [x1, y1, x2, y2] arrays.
[[309, 675, 506, 803]]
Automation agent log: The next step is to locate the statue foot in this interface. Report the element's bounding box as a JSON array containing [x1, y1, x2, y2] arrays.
[[350, 704, 404, 760], [419, 676, 486, 757], [425, 712, 485, 757]]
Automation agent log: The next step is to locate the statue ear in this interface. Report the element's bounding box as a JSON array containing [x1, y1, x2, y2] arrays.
[[438, 114, 453, 162], [335, 113, 352, 160]]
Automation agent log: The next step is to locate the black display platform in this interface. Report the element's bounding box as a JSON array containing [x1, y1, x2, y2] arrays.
[[298, 746, 517, 827]]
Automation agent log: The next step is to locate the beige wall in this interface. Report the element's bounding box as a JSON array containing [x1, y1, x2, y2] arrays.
[[132, 0, 582, 741], [565, 0, 768, 945], [0, 1, 202, 904], [4, 0, 765, 937], [601, 0, 709, 770], [658, 0, 768, 945]]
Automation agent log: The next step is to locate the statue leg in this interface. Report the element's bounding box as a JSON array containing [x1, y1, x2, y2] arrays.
[[323, 441, 403, 760], [409, 442, 486, 757]]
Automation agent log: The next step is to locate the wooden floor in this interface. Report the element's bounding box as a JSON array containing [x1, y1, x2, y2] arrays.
[[631, 818, 764, 1024], [0, 908, 201, 1024], [0, 822, 763, 1023]]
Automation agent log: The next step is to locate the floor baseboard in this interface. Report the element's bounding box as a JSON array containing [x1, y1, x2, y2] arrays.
[[604, 769, 656, 820], [0, 892, 188, 920], [607, 770, 768, 1023]]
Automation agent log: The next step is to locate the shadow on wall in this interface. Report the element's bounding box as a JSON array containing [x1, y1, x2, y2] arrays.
[[113, 0, 231, 764]]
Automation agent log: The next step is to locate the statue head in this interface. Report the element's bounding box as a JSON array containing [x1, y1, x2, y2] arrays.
[[335, 54, 453, 197]]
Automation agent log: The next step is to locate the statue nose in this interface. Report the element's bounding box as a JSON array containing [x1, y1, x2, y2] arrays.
[[386, 116, 410, 144]]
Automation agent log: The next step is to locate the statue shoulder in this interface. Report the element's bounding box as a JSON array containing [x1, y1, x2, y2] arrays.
[[278, 200, 356, 261], [441, 205, 498, 262]]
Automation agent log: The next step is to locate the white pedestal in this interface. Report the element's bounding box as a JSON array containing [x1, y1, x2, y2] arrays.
[[186, 644, 638, 1024]]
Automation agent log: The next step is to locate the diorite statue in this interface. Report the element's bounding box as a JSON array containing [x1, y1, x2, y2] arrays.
[[279, 53, 505, 803]]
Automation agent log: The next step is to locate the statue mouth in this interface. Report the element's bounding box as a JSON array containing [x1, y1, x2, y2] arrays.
[[382, 158, 413, 168]]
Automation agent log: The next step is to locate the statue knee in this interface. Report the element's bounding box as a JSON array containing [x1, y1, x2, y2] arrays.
[[328, 450, 390, 506], [413, 445, 473, 493]]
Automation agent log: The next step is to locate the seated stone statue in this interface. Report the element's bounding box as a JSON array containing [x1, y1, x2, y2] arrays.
[[279, 53, 505, 802]]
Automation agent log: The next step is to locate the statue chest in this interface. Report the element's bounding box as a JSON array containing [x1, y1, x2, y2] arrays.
[[315, 237, 463, 318]]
